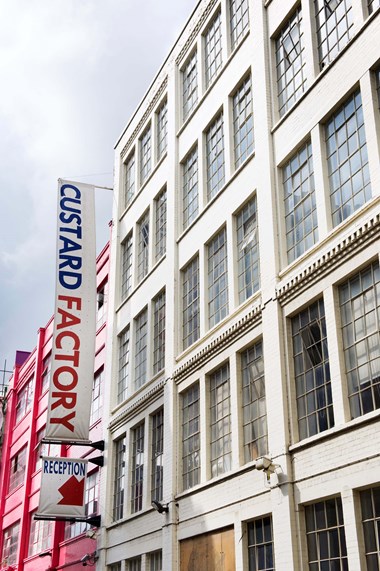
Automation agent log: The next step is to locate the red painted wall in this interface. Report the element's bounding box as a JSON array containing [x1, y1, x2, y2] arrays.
[[0, 241, 110, 571]]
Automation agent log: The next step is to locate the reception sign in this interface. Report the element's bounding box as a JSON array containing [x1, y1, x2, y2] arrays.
[[37, 456, 88, 517], [45, 180, 96, 443]]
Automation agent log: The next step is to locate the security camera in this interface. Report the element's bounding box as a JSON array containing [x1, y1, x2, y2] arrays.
[[81, 554, 90, 566], [151, 499, 169, 513]]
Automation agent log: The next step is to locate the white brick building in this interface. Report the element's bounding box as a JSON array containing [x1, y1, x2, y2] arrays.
[[100, 1, 380, 569]]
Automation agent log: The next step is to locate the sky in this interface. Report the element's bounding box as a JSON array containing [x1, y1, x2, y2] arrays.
[[0, 0, 196, 374]]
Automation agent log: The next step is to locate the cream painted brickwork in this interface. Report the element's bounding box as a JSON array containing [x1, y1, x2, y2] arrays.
[[100, 0, 380, 570]]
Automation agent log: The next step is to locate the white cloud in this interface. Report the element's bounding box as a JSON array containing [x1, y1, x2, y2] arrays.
[[0, 0, 195, 363]]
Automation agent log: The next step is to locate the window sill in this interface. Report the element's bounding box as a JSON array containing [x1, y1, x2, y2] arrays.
[[289, 407, 380, 453]]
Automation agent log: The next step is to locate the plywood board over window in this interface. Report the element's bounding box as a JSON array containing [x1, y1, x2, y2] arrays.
[[180, 526, 235, 571]]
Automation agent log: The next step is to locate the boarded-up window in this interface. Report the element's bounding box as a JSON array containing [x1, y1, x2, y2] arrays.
[[180, 527, 235, 571]]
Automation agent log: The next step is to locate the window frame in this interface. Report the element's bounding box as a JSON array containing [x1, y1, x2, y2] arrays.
[[204, 9, 223, 89], [236, 196, 260, 303], [181, 382, 201, 491], [118, 327, 130, 404], [325, 89, 371, 227], [232, 74, 254, 168], [208, 227, 229, 328], [182, 146, 199, 230], [156, 99, 168, 161], [182, 256, 200, 349], [229, 0, 250, 52], [153, 290, 166, 376], [139, 123, 152, 186], [209, 363, 232, 478], [134, 308, 148, 389], [130, 422, 145, 514], [275, 6, 307, 117], [137, 210, 150, 283], [205, 112, 225, 201]]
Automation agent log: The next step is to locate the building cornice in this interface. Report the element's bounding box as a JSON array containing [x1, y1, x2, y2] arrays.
[[175, 0, 218, 66], [108, 378, 165, 432], [276, 211, 380, 305], [173, 304, 262, 383], [120, 77, 168, 161]]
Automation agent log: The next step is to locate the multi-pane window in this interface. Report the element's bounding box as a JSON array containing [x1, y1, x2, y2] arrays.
[[124, 151, 135, 208], [121, 233, 133, 300], [15, 376, 34, 423], [247, 516, 275, 571], [118, 328, 130, 403], [204, 10, 223, 88], [149, 551, 163, 571], [182, 382, 200, 490], [97, 281, 108, 326], [41, 353, 51, 394], [241, 342, 268, 462], [155, 188, 167, 262], [113, 437, 126, 521], [131, 423, 145, 513], [276, 8, 306, 118], [2, 521, 20, 566], [305, 497, 348, 570], [375, 67, 380, 108], [315, 0, 353, 69], [233, 75, 254, 168], [90, 369, 103, 425], [110, 565, 121, 571], [28, 516, 53, 556], [360, 487, 380, 570], [210, 363, 231, 478], [65, 471, 99, 538], [182, 50, 198, 120], [208, 228, 229, 328], [153, 290, 166, 375], [137, 211, 150, 282], [140, 124, 152, 185], [206, 113, 225, 201], [182, 257, 200, 349], [151, 409, 164, 502], [156, 99, 168, 161], [339, 262, 380, 419], [127, 557, 141, 571], [236, 197, 260, 304], [183, 147, 199, 230], [34, 427, 60, 472], [9, 446, 27, 492], [229, 0, 249, 51], [292, 299, 334, 440], [134, 308, 148, 389], [326, 90, 371, 227], [368, 0, 380, 13], [283, 141, 318, 263]]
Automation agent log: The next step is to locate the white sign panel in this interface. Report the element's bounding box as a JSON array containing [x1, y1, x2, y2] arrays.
[[37, 457, 88, 518], [45, 180, 96, 442]]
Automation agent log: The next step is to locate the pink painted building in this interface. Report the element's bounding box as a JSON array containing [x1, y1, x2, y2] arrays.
[[0, 240, 110, 571]]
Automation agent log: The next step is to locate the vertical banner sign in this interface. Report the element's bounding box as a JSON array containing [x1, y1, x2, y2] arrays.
[[45, 180, 96, 442], [37, 457, 88, 517]]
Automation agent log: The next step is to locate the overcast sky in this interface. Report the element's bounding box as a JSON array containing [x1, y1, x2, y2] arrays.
[[0, 0, 196, 373]]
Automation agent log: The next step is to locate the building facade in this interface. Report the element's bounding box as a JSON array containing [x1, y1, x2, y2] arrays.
[[0, 241, 110, 571], [102, 0, 380, 569]]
